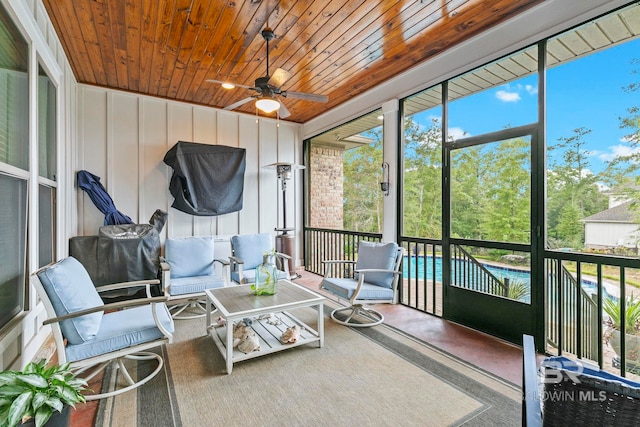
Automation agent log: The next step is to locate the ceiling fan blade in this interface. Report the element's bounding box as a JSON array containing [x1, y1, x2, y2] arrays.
[[206, 79, 254, 90], [278, 102, 291, 119], [282, 91, 328, 103], [268, 68, 291, 88], [224, 97, 255, 111]]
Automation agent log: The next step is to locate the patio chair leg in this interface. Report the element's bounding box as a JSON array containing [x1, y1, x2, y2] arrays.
[[330, 304, 384, 328], [79, 352, 164, 401], [169, 299, 208, 320]]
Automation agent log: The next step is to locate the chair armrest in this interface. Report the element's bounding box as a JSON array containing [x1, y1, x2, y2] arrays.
[[228, 256, 245, 284], [522, 334, 542, 427], [95, 278, 160, 293], [43, 296, 169, 325], [275, 251, 291, 260], [159, 261, 171, 293], [229, 256, 244, 265], [214, 258, 231, 286], [354, 268, 401, 275]]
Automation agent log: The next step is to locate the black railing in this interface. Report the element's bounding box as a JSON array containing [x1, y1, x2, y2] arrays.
[[304, 228, 381, 277], [545, 258, 599, 361], [400, 240, 511, 316], [451, 245, 509, 297], [401, 239, 442, 316], [304, 228, 640, 376]]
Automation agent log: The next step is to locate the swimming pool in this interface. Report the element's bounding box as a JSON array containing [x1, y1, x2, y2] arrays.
[[403, 255, 530, 283], [402, 256, 614, 301]]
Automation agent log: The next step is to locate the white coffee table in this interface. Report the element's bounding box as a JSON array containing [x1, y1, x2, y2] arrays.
[[205, 280, 325, 373]]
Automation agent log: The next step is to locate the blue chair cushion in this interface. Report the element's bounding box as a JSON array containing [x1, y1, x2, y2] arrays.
[[65, 303, 174, 362], [231, 233, 272, 270], [542, 356, 640, 389], [231, 268, 288, 284], [37, 257, 103, 345], [321, 278, 395, 300], [355, 241, 399, 288], [166, 236, 214, 278], [168, 274, 225, 295]]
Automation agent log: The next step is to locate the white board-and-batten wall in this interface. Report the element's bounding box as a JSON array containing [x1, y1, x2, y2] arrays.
[[76, 85, 303, 265]]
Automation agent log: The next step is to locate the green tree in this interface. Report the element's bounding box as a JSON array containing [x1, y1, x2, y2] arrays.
[[403, 116, 442, 238], [547, 127, 607, 248], [343, 129, 383, 232], [450, 145, 485, 239], [602, 58, 640, 225], [481, 137, 531, 243], [556, 204, 583, 247], [450, 137, 530, 242]]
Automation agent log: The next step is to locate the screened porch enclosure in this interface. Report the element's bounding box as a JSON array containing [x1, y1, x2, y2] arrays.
[[304, 2, 640, 380]]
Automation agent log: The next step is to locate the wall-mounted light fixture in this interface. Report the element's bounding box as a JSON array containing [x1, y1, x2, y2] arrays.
[[380, 162, 389, 196]]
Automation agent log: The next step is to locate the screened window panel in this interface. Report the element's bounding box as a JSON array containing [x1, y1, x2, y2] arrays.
[[38, 184, 55, 267], [38, 65, 56, 180], [402, 84, 443, 240], [0, 71, 28, 170], [447, 45, 538, 140], [0, 4, 29, 171], [0, 174, 27, 332]]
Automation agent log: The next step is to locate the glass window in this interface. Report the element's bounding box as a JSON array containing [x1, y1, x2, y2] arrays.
[[402, 84, 443, 239], [0, 174, 27, 331], [38, 185, 55, 267], [448, 45, 538, 139], [0, 4, 29, 170], [0, 2, 29, 334], [38, 64, 56, 180]]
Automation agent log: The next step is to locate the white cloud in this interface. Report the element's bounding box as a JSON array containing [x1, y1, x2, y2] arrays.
[[597, 144, 640, 162], [580, 168, 594, 178], [494, 83, 537, 102], [621, 134, 639, 144], [496, 90, 521, 102], [448, 127, 470, 140]]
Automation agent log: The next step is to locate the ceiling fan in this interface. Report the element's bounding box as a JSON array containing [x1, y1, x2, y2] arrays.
[[207, 27, 328, 118]]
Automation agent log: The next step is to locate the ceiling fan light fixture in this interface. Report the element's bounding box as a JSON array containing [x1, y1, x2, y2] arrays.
[[221, 82, 235, 89], [255, 96, 280, 113]]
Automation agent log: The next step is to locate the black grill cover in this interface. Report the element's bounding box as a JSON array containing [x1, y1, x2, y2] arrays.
[[163, 141, 246, 216], [69, 210, 168, 297]]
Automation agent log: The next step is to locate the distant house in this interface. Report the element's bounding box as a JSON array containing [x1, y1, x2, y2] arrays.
[[582, 200, 639, 249]]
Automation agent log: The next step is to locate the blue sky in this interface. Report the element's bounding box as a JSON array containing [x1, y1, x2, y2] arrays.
[[440, 38, 640, 175]]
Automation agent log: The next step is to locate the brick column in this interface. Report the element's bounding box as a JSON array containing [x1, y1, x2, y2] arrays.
[[309, 145, 343, 229]]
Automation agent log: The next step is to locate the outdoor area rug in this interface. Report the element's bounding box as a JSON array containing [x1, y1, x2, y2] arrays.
[[95, 304, 521, 427]]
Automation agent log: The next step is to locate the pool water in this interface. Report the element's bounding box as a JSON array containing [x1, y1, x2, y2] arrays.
[[403, 256, 614, 301], [403, 256, 530, 284]]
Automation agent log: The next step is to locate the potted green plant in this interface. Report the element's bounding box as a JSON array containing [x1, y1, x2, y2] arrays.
[[603, 295, 640, 370], [0, 359, 88, 427]]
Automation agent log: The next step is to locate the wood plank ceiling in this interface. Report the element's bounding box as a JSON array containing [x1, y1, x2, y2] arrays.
[[43, 0, 543, 123]]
